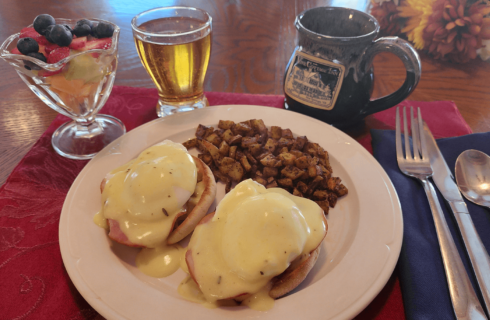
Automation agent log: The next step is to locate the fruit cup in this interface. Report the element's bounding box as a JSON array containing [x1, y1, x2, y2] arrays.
[[0, 18, 125, 160]]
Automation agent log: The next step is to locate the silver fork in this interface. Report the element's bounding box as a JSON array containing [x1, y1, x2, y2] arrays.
[[396, 106, 487, 320]]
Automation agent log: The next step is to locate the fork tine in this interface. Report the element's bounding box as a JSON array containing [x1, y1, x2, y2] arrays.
[[403, 107, 411, 159], [396, 107, 403, 160], [418, 108, 428, 160], [411, 106, 420, 160]]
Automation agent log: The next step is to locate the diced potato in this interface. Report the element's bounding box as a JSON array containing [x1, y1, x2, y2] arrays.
[[313, 190, 329, 200], [196, 124, 213, 138], [182, 138, 197, 149], [228, 162, 244, 182], [250, 119, 267, 135], [290, 150, 304, 158], [281, 165, 304, 180], [271, 126, 282, 139], [219, 157, 236, 175], [308, 165, 323, 178], [264, 139, 277, 153], [219, 140, 230, 156], [241, 136, 257, 148], [296, 181, 308, 194], [244, 150, 258, 165], [249, 143, 263, 157], [336, 184, 348, 197], [233, 122, 252, 136], [282, 128, 294, 139], [229, 145, 238, 159], [240, 156, 252, 172], [295, 156, 309, 169], [292, 136, 308, 151], [229, 135, 243, 146], [278, 137, 294, 149], [218, 120, 235, 130], [222, 129, 235, 143], [279, 147, 289, 154], [263, 167, 278, 178], [327, 177, 342, 191], [277, 178, 293, 188], [205, 133, 222, 146], [202, 140, 222, 164], [308, 157, 319, 166], [328, 193, 338, 208], [260, 154, 278, 167], [307, 176, 324, 194], [278, 153, 297, 166]]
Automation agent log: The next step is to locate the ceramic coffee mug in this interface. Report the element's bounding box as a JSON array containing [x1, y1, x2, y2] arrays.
[[284, 7, 421, 127]]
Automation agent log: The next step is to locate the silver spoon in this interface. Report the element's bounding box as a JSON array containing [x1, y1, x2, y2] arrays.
[[455, 149, 490, 207], [455, 149, 490, 317]]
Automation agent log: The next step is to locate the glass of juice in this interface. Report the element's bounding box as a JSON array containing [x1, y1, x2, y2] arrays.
[[131, 7, 212, 118]]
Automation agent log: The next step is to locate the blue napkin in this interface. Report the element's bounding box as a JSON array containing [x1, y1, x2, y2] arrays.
[[371, 130, 490, 320]]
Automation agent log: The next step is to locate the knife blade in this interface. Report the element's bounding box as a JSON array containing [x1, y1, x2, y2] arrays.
[[424, 121, 490, 316]]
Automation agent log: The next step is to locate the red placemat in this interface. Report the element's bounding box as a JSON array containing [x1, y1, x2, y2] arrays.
[[0, 86, 472, 319]]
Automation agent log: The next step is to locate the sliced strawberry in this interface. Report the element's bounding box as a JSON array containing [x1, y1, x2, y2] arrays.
[[44, 43, 60, 54], [47, 47, 70, 64], [69, 36, 87, 50], [11, 47, 21, 54], [19, 27, 50, 46], [19, 27, 38, 38], [81, 38, 112, 51]]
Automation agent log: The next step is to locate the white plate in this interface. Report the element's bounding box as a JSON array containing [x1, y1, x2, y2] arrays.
[[59, 105, 403, 320]]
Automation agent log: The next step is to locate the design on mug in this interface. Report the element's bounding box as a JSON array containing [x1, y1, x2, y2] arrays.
[[284, 51, 345, 111]]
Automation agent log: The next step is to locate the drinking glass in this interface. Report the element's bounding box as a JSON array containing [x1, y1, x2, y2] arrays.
[[131, 7, 212, 117], [0, 18, 125, 160]]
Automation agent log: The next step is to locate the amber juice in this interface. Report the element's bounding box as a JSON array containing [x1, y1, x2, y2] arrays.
[[134, 17, 211, 103]]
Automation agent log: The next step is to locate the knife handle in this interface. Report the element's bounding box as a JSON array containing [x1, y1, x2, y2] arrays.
[[421, 178, 487, 320], [450, 200, 490, 317]]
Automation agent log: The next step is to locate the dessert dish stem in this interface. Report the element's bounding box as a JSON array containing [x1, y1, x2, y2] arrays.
[[52, 114, 125, 160]]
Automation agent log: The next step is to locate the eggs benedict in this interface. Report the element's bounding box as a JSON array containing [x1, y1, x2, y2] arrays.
[[95, 139, 216, 254], [181, 179, 327, 310]]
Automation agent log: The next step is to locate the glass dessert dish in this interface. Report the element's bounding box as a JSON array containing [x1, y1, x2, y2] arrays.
[[0, 18, 125, 160]]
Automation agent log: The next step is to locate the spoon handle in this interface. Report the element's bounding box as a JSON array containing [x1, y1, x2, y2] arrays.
[[450, 200, 490, 317]]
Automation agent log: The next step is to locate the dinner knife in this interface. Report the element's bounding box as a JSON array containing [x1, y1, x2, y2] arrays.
[[424, 121, 490, 317]]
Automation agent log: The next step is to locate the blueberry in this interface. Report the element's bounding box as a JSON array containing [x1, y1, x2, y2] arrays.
[[63, 24, 73, 35], [33, 14, 55, 35], [17, 37, 39, 55], [73, 24, 91, 37], [94, 22, 114, 38], [24, 52, 47, 70], [44, 25, 55, 43], [76, 19, 94, 29], [49, 24, 72, 46]]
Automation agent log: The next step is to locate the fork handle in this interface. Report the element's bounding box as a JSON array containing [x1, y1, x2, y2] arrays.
[[420, 178, 487, 320]]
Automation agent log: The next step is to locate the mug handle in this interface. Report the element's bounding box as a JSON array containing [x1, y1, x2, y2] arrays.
[[361, 37, 421, 116]]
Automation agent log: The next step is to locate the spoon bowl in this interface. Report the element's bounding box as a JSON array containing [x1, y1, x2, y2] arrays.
[[455, 149, 490, 208]]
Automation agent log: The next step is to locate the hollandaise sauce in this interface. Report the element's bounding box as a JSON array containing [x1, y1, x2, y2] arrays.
[[135, 243, 184, 278], [180, 179, 326, 311]]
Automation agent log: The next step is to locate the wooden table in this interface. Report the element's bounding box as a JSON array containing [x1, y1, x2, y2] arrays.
[[1, 0, 489, 183]]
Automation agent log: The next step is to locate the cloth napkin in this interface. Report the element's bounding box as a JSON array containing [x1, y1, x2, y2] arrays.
[[371, 129, 490, 320], [0, 85, 469, 319]]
